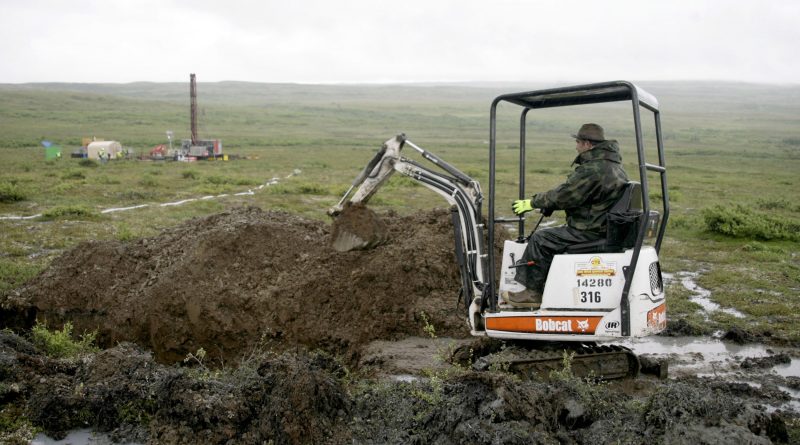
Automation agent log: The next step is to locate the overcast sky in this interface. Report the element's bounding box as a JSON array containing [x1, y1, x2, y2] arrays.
[[1, 0, 798, 84]]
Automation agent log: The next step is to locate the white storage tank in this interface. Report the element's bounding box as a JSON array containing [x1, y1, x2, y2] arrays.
[[87, 141, 122, 160]]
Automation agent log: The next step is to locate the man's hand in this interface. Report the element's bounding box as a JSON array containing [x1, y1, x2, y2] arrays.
[[512, 199, 533, 215]]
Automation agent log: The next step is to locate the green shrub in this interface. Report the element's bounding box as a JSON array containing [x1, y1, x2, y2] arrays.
[[182, 170, 199, 180], [116, 223, 137, 241], [61, 170, 86, 180], [39, 205, 99, 220], [118, 190, 155, 201], [139, 177, 158, 187], [201, 175, 257, 186], [95, 175, 121, 185], [0, 258, 42, 294], [703, 204, 800, 241], [204, 175, 230, 185], [31, 321, 98, 358], [0, 183, 26, 202], [295, 182, 329, 195], [78, 159, 98, 168], [52, 181, 79, 193], [756, 198, 792, 211], [0, 403, 39, 445], [668, 215, 700, 230], [741, 242, 784, 253], [741, 242, 768, 252], [234, 178, 260, 186]]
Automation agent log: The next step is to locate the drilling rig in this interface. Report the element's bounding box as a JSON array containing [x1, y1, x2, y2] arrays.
[[180, 73, 223, 159]]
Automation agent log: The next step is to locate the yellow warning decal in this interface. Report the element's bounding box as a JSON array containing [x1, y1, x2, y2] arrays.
[[575, 256, 617, 277]]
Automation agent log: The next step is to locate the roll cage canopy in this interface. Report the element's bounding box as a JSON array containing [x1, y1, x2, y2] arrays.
[[485, 81, 669, 336], [496, 82, 659, 111]]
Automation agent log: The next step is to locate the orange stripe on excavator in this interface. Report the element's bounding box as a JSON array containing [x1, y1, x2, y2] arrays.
[[485, 315, 603, 334]]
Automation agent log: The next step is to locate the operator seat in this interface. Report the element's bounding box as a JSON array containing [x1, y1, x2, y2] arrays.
[[564, 181, 644, 254]]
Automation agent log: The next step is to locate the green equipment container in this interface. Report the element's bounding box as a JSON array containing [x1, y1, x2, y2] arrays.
[[45, 145, 62, 160]]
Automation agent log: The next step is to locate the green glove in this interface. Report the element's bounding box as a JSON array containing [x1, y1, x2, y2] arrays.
[[512, 199, 533, 215]]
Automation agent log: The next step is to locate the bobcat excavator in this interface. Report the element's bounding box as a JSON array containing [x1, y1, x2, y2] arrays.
[[329, 81, 669, 380]]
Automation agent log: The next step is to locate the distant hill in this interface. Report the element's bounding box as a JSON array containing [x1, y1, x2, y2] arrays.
[[2, 80, 799, 109], [1, 80, 798, 149]]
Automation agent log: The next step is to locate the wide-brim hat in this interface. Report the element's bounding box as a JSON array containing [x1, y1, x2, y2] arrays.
[[571, 123, 605, 142]]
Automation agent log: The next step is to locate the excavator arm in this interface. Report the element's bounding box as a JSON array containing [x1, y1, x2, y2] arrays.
[[331, 134, 645, 381], [330, 134, 487, 309]]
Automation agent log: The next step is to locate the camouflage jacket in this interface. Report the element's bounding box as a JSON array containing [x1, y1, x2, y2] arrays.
[[531, 140, 629, 233]]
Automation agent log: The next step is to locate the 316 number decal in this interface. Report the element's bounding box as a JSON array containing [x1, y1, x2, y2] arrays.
[[577, 279, 613, 304], [580, 291, 601, 303]]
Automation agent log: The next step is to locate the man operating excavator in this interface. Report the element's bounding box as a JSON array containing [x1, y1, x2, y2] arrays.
[[506, 123, 629, 308]]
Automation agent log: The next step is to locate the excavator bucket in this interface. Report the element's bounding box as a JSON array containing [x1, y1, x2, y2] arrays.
[[328, 135, 406, 252], [330, 203, 389, 252]]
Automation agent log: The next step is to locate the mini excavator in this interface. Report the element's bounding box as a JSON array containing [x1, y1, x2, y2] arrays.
[[330, 81, 669, 380]]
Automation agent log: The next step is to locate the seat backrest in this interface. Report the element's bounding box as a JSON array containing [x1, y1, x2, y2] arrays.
[[564, 181, 642, 254], [605, 181, 643, 249], [609, 181, 642, 214]]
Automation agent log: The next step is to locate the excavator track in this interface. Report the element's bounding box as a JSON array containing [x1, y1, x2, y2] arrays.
[[472, 343, 640, 381]]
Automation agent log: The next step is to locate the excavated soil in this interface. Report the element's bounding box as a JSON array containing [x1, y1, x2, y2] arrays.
[[330, 202, 389, 252], [2, 206, 798, 444], [8, 206, 470, 365]]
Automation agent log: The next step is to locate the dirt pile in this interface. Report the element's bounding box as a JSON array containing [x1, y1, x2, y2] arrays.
[[9, 206, 469, 364]]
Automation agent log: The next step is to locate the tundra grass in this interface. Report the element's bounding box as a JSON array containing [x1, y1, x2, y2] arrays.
[[1, 82, 799, 343]]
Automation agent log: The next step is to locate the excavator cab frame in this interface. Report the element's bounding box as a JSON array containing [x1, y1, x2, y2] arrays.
[[485, 81, 670, 337], [331, 80, 669, 344], [330, 81, 669, 378]]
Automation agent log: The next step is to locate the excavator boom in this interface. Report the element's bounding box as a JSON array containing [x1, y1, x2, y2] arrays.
[[329, 134, 486, 307]]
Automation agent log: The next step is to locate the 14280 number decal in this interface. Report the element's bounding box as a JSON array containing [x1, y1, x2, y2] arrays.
[[576, 278, 612, 288]]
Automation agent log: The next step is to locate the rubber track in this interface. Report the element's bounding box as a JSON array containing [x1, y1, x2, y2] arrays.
[[503, 344, 640, 381]]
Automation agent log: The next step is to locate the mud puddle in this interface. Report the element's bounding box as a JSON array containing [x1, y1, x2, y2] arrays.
[[616, 335, 798, 377], [664, 271, 747, 319], [31, 429, 141, 445], [614, 335, 800, 415]]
